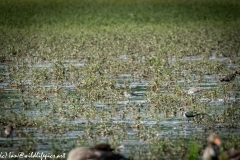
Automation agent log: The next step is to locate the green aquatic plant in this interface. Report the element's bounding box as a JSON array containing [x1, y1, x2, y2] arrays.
[[0, 0, 239, 159], [188, 141, 200, 160]]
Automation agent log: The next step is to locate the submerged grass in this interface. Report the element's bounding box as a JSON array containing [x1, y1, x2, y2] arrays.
[[0, 0, 240, 159]]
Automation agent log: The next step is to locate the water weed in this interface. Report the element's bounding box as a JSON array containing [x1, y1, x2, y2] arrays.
[[0, 0, 239, 159]]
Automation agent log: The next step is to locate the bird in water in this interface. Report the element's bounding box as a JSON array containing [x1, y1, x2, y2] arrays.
[[203, 133, 240, 160], [180, 108, 210, 122], [123, 91, 138, 99], [67, 143, 131, 160], [5, 123, 14, 141], [188, 87, 202, 95], [220, 71, 239, 82]]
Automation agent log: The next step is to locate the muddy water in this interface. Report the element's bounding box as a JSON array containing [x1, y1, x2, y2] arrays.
[[0, 55, 239, 158]]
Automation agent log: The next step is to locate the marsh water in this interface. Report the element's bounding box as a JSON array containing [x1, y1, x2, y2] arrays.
[[0, 53, 240, 159]]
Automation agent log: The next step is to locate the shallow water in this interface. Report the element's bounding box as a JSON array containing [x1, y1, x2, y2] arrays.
[[0, 55, 239, 158]]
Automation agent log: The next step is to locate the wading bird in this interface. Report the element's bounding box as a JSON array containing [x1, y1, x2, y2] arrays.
[[220, 71, 239, 82], [203, 133, 240, 160], [5, 123, 14, 141], [188, 87, 202, 95], [123, 91, 138, 99], [67, 143, 130, 160], [180, 108, 210, 122]]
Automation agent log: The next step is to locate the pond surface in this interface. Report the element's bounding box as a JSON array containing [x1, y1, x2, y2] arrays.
[[0, 54, 239, 159]]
